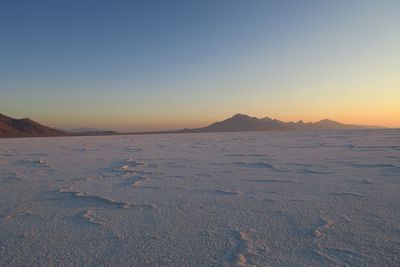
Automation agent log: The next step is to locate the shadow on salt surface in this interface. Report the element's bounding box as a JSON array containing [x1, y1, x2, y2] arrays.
[[286, 162, 313, 167], [344, 163, 400, 177], [224, 153, 271, 158], [350, 145, 400, 152], [331, 191, 367, 198], [196, 173, 214, 178], [165, 175, 188, 180], [111, 158, 148, 172], [29, 153, 49, 156], [311, 216, 368, 266], [259, 211, 369, 266], [108, 158, 164, 182], [123, 146, 143, 152], [359, 178, 374, 185], [1, 210, 43, 223], [72, 146, 98, 153], [213, 188, 241, 195], [52, 189, 130, 209], [312, 216, 334, 239], [285, 163, 334, 175], [296, 168, 333, 175], [72, 209, 104, 226], [349, 163, 400, 170], [0, 172, 22, 182], [15, 158, 51, 168], [217, 228, 269, 267], [246, 178, 295, 183], [318, 247, 367, 266], [232, 161, 276, 169], [187, 188, 242, 196], [232, 161, 333, 175], [106, 159, 165, 188], [120, 175, 150, 189], [247, 154, 270, 157], [0, 153, 15, 157], [109, 158, 160, 175], [1, 149, 18, 157], [48, 188, 156, 210], [224, 153, 248, 157], [166, 161, 187, 168]]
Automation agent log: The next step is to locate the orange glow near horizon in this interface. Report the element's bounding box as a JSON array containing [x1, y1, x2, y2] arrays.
[[33, 108, 400, 132]]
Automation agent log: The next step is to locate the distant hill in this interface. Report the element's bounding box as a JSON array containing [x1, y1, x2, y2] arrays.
[[67, 127, 118, 136], [69, 127, 105, 133], [186, 114, 382, 133], [0, 114, 65, 138]]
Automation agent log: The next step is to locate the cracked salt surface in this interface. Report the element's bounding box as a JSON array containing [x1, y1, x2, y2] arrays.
[[0, 129, 399, 266]]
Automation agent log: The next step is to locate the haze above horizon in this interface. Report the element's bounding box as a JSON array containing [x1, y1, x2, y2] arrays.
[[1, 0, 399, 131]]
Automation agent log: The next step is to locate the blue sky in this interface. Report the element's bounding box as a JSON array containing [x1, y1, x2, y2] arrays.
[[1, 0, 399, 130]]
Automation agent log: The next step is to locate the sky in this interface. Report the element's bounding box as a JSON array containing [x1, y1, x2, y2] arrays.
[[1, 0, 399, 131]]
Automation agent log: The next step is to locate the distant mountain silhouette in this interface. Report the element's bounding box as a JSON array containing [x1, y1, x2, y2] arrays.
[[190, 114, 287, 132], [0, 112, 384, 138], [69, 127, 105, 133], [186, 114, 382, 133], [68, 127, 118, 135], [0, 113, 64, 138]]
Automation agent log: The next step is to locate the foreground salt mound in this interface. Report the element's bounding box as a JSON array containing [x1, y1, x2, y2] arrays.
[[0, 130, 399, 266]]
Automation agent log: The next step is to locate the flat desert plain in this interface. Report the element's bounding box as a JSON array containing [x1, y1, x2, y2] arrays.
[[0, 130, 399, 266]]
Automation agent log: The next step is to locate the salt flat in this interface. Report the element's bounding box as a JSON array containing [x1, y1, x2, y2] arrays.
[[0, 130, 399, 266]]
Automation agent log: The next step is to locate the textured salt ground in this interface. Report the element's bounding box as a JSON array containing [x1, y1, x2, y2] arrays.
[[0, 129, 400, 266]]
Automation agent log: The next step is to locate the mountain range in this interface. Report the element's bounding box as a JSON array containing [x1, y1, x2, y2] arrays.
[[185, 113, 380, 133], [0, 113, 383, 138]]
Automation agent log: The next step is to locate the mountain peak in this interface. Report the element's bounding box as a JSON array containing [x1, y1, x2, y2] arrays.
[[315, 119, 340, 125], [231, 113, 252, 119], [261, 116, 272, 121]]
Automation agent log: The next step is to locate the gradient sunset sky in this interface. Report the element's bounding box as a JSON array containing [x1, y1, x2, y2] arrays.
[[1, 0, 399, 131]]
